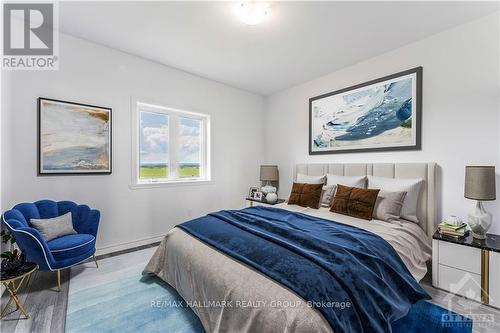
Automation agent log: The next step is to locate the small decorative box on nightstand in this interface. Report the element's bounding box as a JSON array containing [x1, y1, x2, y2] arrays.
[[432, 230, 500, 308], [246, 197, 286, 207]]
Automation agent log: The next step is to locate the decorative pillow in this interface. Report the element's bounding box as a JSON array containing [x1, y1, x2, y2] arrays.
[[320, 185, 337, 207], [30, 212, 77, 241], [296, 173, 333, 207], [288, 183, 323, 209], [367, 176, 423, 223], [373, 190, 407, 222], [330, 185, 380, 220], [296, 173, 325, 184], [326, 174, 366, 188]]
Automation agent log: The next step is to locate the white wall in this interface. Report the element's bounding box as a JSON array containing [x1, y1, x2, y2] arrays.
[[264, 13, 500, 234], [2, 12, 499, 250], [1, 33, 265, 252]]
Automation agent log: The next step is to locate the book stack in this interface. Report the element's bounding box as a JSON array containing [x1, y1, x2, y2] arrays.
[[438, 222, 468, 239]]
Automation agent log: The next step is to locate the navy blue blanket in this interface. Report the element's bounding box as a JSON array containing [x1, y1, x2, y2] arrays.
[[177, 206, 430, 333]]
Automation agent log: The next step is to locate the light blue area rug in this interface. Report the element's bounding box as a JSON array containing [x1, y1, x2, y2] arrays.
[[65, 251, 205, 333]]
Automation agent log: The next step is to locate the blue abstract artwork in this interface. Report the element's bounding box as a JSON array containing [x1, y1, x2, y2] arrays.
[[39, 98, 111, 174], [310, 68, 420, 154]]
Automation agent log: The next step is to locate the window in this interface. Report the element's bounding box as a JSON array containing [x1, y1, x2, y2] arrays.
[[178, 117, 202, 178], [139, 111, 169, 179], [134, 102, 210, 185]]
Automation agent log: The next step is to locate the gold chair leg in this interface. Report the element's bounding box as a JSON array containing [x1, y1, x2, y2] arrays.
[[57, 270, 61, 292], [92, 254, 99, 268]]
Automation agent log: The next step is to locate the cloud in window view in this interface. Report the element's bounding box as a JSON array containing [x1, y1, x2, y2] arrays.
[[139, 111, 201, 179], [178, 117, 201, 177], [140, 111, 169, 178]]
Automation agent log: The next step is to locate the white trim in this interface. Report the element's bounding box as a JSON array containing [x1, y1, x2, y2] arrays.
[[138, 101, 209, 118], [2, 214, 162, 270], [95, 234, 164, 256], [51, 254, 96, 271], [49, 236, 95, 252], [130, 98, 212, 187], [129, 179, 213, 189]]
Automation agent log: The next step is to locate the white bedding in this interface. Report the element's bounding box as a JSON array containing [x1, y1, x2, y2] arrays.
[[144, 204, 432, 333], [275, 203, 432, 281]]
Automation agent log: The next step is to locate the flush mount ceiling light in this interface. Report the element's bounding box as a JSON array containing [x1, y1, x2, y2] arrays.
[[235, 2, 270, 25]]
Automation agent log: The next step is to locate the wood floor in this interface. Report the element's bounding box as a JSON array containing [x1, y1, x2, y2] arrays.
[[1, 269, 70, 333], [2, 249, 499, 333]]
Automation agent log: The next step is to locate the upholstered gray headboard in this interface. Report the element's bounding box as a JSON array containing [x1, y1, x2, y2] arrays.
[[294, 163, 436, 237]]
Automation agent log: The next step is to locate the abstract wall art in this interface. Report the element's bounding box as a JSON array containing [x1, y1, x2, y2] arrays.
[[309, 67, 422, 154], [38, 98, 112, 175]]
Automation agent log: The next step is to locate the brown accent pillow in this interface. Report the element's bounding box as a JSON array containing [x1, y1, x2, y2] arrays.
[[287, 183, 323, 209], [330, 185, 380, 220]]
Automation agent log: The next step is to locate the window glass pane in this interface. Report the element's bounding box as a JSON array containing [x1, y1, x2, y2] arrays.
[[139, 111, 169, 179], [178, 117, 201, 178]]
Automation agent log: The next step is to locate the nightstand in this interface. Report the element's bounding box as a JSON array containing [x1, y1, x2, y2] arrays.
[[432, 230, 500, 308], [1, 262, 37, 319], [246, 197, 286, 207]]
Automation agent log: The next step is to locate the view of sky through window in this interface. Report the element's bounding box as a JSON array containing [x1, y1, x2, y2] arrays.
[[179, 117, 201, 177], [139, 111, 169, 178], [139, 110, 202, 179]]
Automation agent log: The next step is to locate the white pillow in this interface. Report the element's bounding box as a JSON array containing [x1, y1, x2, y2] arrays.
[[367, 175, 423, 223], [320, 185, 336, 207], [296, 173, 325, 184], [326, 174, 366, 188]]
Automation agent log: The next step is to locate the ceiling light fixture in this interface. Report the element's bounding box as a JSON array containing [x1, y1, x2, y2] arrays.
[[235, 2, 270, 25]]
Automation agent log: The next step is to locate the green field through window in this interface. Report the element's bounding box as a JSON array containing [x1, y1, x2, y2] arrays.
[[140, 165, 200, 179], [178, 165, 200, 177], [140, 165, 168, 178]]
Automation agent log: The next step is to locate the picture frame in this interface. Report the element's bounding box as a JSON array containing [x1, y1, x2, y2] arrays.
[[38, 97, 112, 175], [309, 67, 422, 155], [253, 191, 263, 201], [248, 186, 260, 199]]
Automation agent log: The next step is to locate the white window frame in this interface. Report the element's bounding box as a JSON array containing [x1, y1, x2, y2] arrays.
[[131, 100, 211, 188]]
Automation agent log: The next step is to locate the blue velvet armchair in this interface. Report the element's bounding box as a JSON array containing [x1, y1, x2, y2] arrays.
[[1, 200, 100, 289]]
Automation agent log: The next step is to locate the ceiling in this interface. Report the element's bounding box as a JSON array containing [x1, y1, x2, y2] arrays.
[[59, 1, 499, 96]]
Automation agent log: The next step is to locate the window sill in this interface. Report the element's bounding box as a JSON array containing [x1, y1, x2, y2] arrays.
[[129, 179, 213, 189]]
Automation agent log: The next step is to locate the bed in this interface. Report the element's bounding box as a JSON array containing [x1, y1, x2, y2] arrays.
[[144, 163, 469, 332]]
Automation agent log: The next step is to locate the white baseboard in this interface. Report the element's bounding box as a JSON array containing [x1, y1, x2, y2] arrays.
[[0, 235, 164, 298], [95, 234, 165, 256]]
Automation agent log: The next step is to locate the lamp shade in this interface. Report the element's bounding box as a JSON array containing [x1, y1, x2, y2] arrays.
[[260, 165, 278, 181], [464, 166, 496, 201]]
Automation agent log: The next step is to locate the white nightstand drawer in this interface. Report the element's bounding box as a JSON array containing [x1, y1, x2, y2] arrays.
[[438, 264, 481, 302], [439, 241, 481, 274]]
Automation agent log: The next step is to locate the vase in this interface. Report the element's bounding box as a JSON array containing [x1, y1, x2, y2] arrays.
[[266, 192, 278, 203], [468, 201, 492, 239]]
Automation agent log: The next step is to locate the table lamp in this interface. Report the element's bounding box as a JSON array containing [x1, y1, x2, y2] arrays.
[[464, 166, 496, 239], [260, 165, 279, 203]]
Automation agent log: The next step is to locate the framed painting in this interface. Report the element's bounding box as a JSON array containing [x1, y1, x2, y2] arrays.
[[38, 98, 112, 175], [309, 67, 422, 155]]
